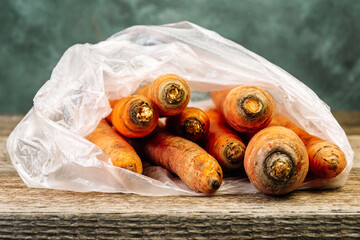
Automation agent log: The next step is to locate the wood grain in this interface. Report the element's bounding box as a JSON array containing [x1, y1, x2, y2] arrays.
[[333, 111, 360, 135], [0, 114, 359, 239], [0, 169, 359, 214], [349, 135, 360, 168], [0, 115, 23, 137], [0, 213, 359, 239]]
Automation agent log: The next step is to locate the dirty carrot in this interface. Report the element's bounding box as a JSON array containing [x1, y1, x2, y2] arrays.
[[86, 119, 143, 174], [270, 114, 346, 178], [165, 107, 210, 142], [131, 127, 223, 194], [136, 74, 191, 116], [244, 126, 309, 195], [211, 85, 275, 133], [107, 95, 159, 138], [203, 109, 246, 172]]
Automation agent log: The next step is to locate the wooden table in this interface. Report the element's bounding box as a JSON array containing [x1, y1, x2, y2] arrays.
[[1, 113, 359, 239]]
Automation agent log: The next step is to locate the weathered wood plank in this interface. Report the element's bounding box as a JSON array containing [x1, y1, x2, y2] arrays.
[[0, 213, 359, 239], [0, 115, 24, 137], [333, 111, 360, 135], [0, 169, 359, 215], [0, 137, 16, 177], [349, 135, 360, 168], [332, 111, 360, 126], [0, 169, 359, 238]]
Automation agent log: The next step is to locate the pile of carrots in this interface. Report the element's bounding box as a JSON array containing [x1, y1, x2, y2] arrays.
[[87, 73, 347, 195]]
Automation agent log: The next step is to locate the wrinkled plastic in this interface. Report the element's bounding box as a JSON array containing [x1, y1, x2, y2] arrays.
[[6, 21, 354, 196]]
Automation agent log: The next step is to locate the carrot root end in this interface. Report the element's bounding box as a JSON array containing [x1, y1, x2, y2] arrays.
[[242, 96, 263, 116], [183, 118, 204, 137], [164, 83, 185, 104], [265, 151, 294, 182], [225, 143, 245, 165], [135, 102, 154, 123]]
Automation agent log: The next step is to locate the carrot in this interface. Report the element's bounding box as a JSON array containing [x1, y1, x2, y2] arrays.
[[86, 119, 143, 174], [165, 107, 210, 142], [244, 126, 309, 195], [107, 95, 159, 138], [136, 74, 191, 116], [270, 114, 346, 178], [203, 109, 246, 172], [131, 127, 223, 194], [211, 85, 275, 133]]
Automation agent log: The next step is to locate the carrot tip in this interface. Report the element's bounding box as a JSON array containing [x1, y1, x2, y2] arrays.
[[210, 179, 221, 190], [314, 147, 340, 172], [266, 151, 294, 182]]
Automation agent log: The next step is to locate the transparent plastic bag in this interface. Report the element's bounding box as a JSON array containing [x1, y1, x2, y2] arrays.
[[6, 21, 354, 196]]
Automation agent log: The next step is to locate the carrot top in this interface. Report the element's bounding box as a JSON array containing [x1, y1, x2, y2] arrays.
[[108, 95, 159, 138], [211, 85, 275, 133], [137, 74, 191, 116]]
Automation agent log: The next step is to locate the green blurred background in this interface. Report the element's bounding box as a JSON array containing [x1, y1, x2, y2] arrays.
[[1, 0, 359, 113]]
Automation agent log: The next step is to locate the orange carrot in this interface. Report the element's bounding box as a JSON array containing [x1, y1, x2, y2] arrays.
[[107, 95, 159, 138], [87, 119, 143, 174], [244, 126, 309, 195], [270, 114, 346, 178], [203, 109, 246, 172], [165, 107, 210, 142], [131, 127, 223, 194], [211, 85, 275, 133], [136, 74, 191, 116]]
